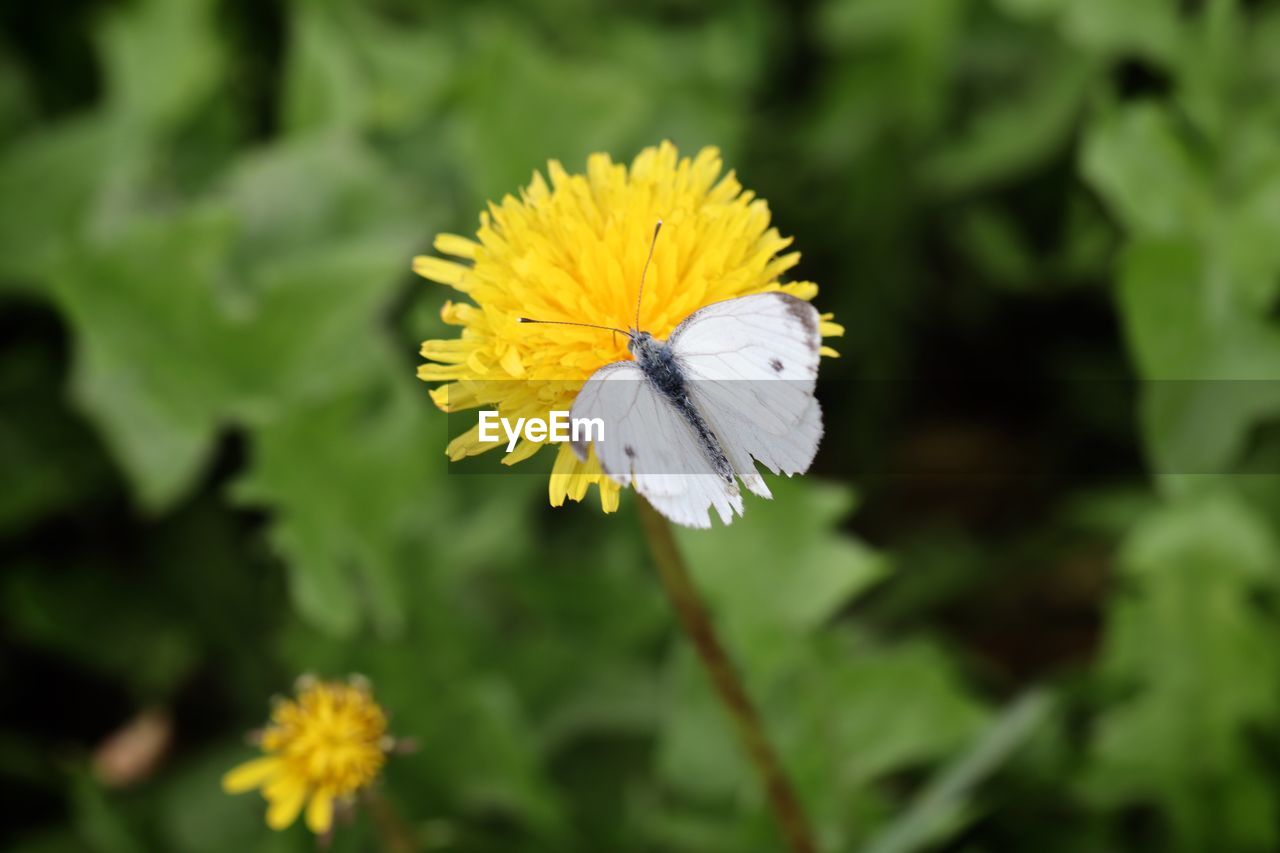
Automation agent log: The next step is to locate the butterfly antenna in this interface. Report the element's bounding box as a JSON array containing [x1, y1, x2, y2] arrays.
[[634, 219, 663, 332], [517, 317, 632, 339]]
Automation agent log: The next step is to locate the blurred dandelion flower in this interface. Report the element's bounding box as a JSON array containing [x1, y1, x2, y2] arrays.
[[222, 676, 392, 835], [415, 141, 841, 512]]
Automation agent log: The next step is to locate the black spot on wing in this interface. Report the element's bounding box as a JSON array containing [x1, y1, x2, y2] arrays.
[[776, 292, 819, 344], [770, 358, 784, 372], [624, 445, 636, 458]]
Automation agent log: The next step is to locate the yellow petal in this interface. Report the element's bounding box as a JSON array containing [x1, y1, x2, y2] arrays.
[[440, 300, 476, 325], [428, 385, 452, 411], [265, 778, 307, 830], [764, 251, 800, 278], [499, 345, 526, 377], [599, 479, 620, 513], [563, 454, 598, 502], [548, 445, 581, 507], [430, 381, 485, 412], [420, 339, 472, 363], [221, 756, 281, 794], [305, 790, 335, 834], [781, 281, 818, 301], [412, 256, 471, 290], [417, 363, 469, 382], [433, 233, 479, 259], [447, 424, 502, 460], [502, 438, 543, 465]]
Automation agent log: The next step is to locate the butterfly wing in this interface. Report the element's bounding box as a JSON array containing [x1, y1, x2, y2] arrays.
[[569, 360, 744, 529], [667, 292, 824, 496]]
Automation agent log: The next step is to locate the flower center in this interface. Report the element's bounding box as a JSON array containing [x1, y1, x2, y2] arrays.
[[262, 682, 387, 795]]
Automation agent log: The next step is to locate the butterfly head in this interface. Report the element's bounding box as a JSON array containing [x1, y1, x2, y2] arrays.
[[627, 329, 675, 369], [627, 329, 654, 355]]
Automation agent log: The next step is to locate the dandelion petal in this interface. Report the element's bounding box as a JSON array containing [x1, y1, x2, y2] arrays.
[[265, 778, 307, 830], [306, 791, 335, 834], [221, 757, 280, 793]]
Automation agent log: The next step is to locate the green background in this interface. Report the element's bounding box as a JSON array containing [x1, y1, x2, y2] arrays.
[[4, 0, 1280, 851]]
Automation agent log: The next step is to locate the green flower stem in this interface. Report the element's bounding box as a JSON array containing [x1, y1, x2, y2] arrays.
[[637, 497, 818, 853]]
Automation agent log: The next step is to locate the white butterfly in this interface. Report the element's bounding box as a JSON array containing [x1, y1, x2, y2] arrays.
[[520, 222, 824, 528]]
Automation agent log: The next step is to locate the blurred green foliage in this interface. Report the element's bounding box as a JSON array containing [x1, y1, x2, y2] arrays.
[[4, 0, 1280, 851]]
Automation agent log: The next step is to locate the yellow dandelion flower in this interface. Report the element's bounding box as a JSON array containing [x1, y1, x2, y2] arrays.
[[222, 676, 391, 835], [415, 141, 842, 511]]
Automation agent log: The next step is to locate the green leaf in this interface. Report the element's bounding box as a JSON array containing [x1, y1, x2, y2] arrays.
[[1061, 0, 1184, 64], [97, 0, 225, 134], [657, 635, 989, 848], [867, 690, 1054, 853], [70, 772, 146, 853], [217, 133, 425, 262], [1081, 103, 1210, 238], [1086, 102, 1280, 309], [814, 0, 964, 138], [676, 478, 889, 674], [447, 9, 762, 205], [51, 208, 237, 509], [657, 481, 982, 847], [1118, 239, 1280, 478], [0, 117, 113, 284], [1210, 123, 1280, 309], [49, 134, 424, 511], [233, 377, 440, 636], [923, 48, 1098, 197], [280, 4, 453, 135], [280, 4, 367, 134], [1087, 492, 1280, 850], [995, 0, 1184, 64]]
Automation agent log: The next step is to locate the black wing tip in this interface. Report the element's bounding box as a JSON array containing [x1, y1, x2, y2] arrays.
[[773, 292, 820, 338]]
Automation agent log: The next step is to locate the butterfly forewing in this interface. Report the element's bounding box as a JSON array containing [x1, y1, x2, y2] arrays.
[[672, 293, 824, 477]]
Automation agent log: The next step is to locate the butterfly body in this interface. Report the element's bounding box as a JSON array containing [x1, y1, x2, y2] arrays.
[[628, 330, 736, 487]]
